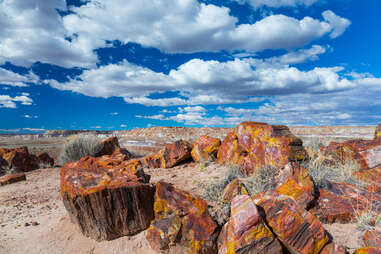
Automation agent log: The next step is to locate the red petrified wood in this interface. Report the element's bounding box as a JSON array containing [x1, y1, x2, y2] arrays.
[[94, 136, 120, 157], [217, 122, 307, 176], [0, 173, 26, 186], [146, 181, 218, 254], [363, 230, 381, 248], [191, 135, 221, 162], [255, 192, 329, 254], [60, 153, 154, 241], [310, 181, 381, 224], [142, 140, 192, 168], [0, 147, 38, 172], [218, 195, 282, 254]]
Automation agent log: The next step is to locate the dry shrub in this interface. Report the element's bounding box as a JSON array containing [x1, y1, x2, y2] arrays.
[[302, 150, 363, 189], [198, 164, 278, 226], [38, 161, 53, 169], [58, 135, 102, 165]]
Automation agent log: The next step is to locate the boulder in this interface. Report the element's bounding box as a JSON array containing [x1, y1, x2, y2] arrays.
[[354, 247, 381, 254], [254, 192, 329, 254], [309, 189, 353, 224], [60, 154, 154, 241], [94, 136, 120, 157], [217, 122, 307, 176], [0, 147, 39, 172], [146, 181, 218, 254], [375, 124, 381, 140], [273, 162, 316, 209], [0, 173, 26, 186], [218, 195, 282, 254], [310, 182, 381, 224], [363, 230, 381, 248], [191, 135, 221, 162], [36, 152, 55, 167], [354, 165, 381, 193], [321, 139, 381, 171], [142, 140, 191, 168], [222, 178, 249, 203]]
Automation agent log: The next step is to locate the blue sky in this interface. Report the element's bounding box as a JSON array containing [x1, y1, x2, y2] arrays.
[[0, 0, 380, 133]]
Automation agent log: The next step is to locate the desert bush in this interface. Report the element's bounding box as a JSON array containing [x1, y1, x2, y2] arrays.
[[303, 137, 326, 153], [198, 164, 278, 225], [38, 161, 53, 169], [241, 165, 278, 195], [354, 207, 381, 232], [302, 153, 362, 188], [58, 135, 103, 165]]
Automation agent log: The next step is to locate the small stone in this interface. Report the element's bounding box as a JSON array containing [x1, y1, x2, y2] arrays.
[[24, 223, 30, 227], [32, 221, 39, 226]]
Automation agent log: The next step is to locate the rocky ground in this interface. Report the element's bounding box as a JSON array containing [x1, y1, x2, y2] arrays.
[[0, 163, 369, 254]]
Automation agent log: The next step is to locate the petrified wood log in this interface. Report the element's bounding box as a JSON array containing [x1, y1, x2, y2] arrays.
[[141, 140, 192, 168], [0, 173, 26, 186], [218, 195, 282, 254], [0, 146, 39, 172], [255, 192, 329, 254], [60, 155, 154, 241], [217, 122, 308, 176], [191, 135, 221, 162], [146, 181, 218, 254]]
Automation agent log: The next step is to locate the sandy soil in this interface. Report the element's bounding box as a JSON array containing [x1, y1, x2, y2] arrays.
[[0, 163, 366, 254]]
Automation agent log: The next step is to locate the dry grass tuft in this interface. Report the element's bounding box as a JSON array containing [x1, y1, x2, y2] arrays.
[[303, 155, 362, 188], [198, 164, 278, 226], [58, 135, 102, 165], [354, 207, 381, 232]]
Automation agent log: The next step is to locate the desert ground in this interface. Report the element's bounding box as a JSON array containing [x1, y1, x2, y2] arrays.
[[0, 126, 379, 254]]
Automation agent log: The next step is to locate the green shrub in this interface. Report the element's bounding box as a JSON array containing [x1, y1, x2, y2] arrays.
[[59, 135, 102, 165]]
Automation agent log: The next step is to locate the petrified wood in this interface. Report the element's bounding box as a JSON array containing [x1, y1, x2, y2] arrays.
[[60, 154, 154, 241], [0, 173, 26, 186], [255, 192, 329, 254], [217, 122, 308, 176], [142, 140, 192, 168], [191, 135, 221, 162], [146, 181, 218, 254], [218, 195, 282, 254]]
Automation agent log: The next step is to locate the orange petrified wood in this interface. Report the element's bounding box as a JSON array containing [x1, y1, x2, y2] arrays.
[[217, 122, 307, 176], [146, 181, 218, 254], [142, 140, 192, 168], [0, 173, 26, 186], [255, 192, 329, 254], [60, 153, 154, 241], [273, 162, 316, 209], [0, 146, 39, 172], [191, 135, 221, 162]]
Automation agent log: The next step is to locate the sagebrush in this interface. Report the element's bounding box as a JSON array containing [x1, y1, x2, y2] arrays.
[[59, 135, 103, 165]]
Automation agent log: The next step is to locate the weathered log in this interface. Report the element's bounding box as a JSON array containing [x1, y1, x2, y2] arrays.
[[217, 122, 308, 176], [60, 154, 154, 241]]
